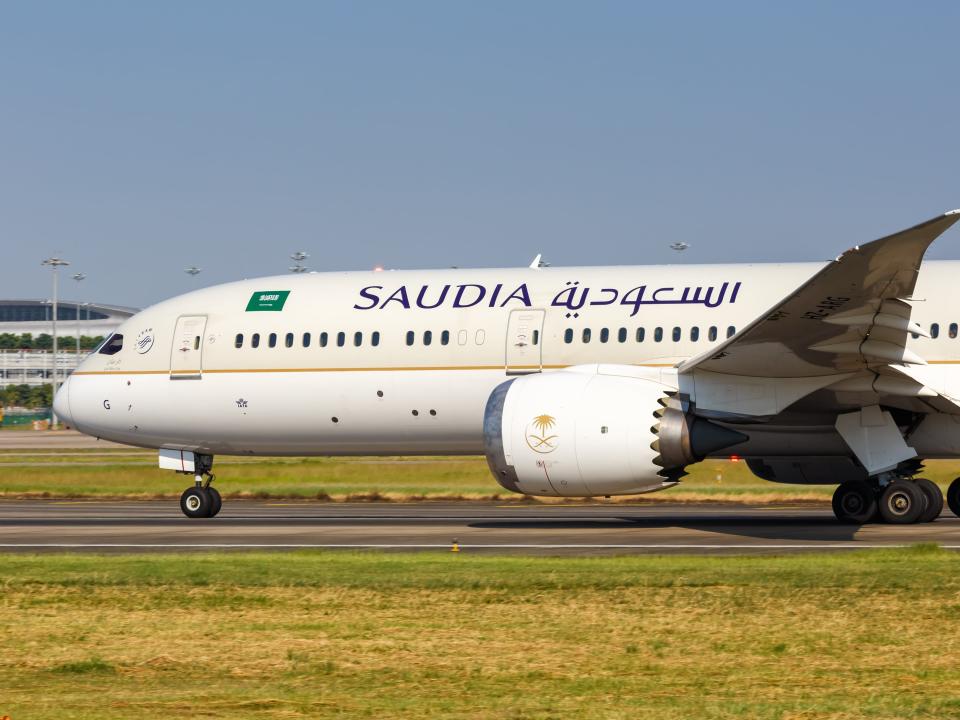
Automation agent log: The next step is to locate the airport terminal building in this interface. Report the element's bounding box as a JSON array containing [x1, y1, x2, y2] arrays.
[[0, 299, 136, 386]]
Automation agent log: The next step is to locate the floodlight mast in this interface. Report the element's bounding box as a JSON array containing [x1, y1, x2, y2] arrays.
[[72, 273, 86, 357], [42, 256, 70, 428]]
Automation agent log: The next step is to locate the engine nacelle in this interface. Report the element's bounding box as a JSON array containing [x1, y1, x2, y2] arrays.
[[483, 365, 746, 497]]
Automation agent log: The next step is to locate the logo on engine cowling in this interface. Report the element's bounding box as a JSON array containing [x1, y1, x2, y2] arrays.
[[525, 414, 558, 454]]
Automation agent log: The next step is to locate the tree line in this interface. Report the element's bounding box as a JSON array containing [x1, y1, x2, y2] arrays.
[[1, 384, 53, 409], [0, 333, 105, 352]]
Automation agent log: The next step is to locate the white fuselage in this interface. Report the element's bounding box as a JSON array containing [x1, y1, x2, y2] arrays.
[[55, 261, 960, 458]]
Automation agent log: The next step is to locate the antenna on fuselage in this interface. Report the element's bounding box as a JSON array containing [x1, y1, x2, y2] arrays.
[[529, 254, 550, 269]]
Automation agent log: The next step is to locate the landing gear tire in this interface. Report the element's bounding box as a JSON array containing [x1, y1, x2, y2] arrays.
[[207, 487, 222, 518], [914, 478, 944, 523], [878, 480, 926, 525], [948, 478, 960, 519], [180, 487, 212, 519], [832, 481, 877, 524]]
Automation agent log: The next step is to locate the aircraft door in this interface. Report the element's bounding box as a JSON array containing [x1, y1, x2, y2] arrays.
[[505, 309, 545, 375], [170, 315, 207, 379]]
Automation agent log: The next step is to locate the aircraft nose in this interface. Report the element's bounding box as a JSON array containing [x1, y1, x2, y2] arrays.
[[53, 376, 73, 428]]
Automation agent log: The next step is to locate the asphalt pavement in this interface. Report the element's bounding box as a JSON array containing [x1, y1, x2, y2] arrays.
[[0, 499, 958, 555]]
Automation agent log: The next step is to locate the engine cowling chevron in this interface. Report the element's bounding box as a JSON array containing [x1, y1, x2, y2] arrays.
[[483, 365, 747, 497]]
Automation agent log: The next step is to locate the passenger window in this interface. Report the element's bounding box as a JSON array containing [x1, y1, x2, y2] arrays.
[[654, 327, 663, 342], [727, 326, 736, 338], [372, 331, 380, 347], [302, 332, 311, 347], [441, 330, 450, 346], [600, 328, 609, 343], [582, 328, 592, 343], [319, 332, 328, 348], [98, 333, 124, 355], [406, 331, 414, 346], [636, 328, 645, 342], [618, 327, 627, 343], [337, 332, 346, 347], [950, 324, 958, 339], [672, 327, 681, 342], [708, 326, 718, 342], [251, 333, 260, 349], [931, 323, 940, 339], [457, 330, 468, 346], [235, 333, 243, 349], [424, 330, 433, 346], [194, 336, 200, 350], [268, 333, 277, 348], [690, 327, 699, 342], [532, 329, 539, 345], [564, 329, 573, 344], [354, 331, 362, 347], [285, 332, 294, 348], [475, 329, 486, 345]]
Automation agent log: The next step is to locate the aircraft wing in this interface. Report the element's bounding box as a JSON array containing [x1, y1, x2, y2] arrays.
[[679, 210, 960, 379]]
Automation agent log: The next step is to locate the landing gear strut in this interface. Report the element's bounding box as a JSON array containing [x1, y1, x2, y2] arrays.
[[177, 454, 221, 519]]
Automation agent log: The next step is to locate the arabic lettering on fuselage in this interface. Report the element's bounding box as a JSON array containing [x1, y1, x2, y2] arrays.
[[353, 281, 741, 316]]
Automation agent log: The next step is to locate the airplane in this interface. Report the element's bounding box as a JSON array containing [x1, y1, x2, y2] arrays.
[[53, 209, 960, 525]]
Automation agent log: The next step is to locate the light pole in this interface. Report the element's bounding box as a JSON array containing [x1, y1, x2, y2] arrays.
[[42, 256, 70, 427], [72, 273, 86, 357]]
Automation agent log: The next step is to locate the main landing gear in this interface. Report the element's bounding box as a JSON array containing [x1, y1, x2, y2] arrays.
[[948, 478, 960, 519], [832, 477, 957, 524]]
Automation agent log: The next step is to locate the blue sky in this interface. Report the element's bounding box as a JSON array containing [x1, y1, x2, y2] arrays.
[[1, 1, 958, 308]]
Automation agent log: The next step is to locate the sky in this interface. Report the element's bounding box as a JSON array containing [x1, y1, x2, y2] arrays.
[[1, 1, 959, 309]]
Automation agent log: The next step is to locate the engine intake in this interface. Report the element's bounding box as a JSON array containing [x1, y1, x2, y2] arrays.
[[483, 365, 746, 497]]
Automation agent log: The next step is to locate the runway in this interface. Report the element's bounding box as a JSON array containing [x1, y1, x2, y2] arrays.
[[1, 499, 959, 554], [0, 430, 129, 450]]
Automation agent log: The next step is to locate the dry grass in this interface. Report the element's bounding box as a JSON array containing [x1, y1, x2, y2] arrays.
[[0, 549, 959, 718]]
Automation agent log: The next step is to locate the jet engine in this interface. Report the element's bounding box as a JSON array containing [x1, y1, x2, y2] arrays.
[[483, 365, 747, 497]]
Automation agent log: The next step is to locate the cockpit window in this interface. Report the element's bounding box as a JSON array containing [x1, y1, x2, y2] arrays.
[[98, 333, 124, 355]]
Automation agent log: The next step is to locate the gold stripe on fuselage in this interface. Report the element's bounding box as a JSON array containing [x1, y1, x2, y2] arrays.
[[71, 362, 678, 376]]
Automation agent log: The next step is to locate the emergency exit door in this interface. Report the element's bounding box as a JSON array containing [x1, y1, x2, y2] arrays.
[[170, 315, 207, 379], [505, 309, 545, 375]]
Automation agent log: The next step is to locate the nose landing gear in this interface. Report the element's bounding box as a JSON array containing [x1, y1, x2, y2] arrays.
[[180, 475, 222, 519], [158, 450, 222, 519]]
